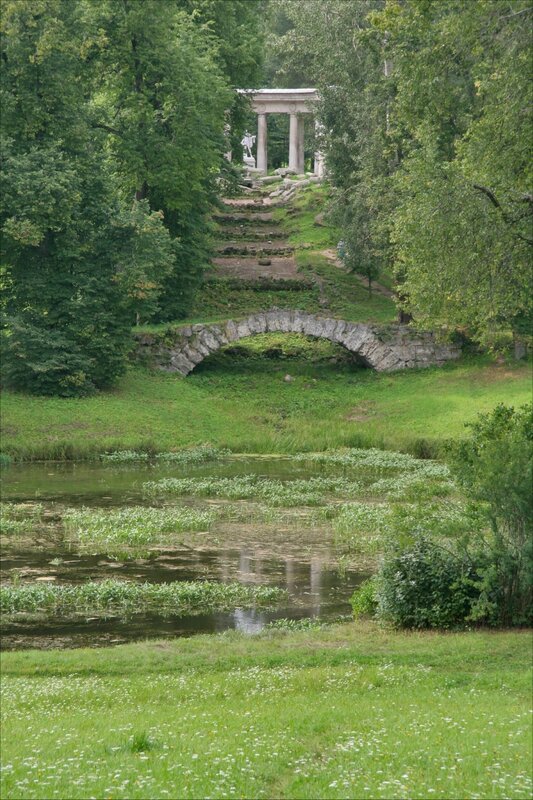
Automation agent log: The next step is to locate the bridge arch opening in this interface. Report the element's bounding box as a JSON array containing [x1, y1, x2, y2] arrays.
[[191, 331, 370, 376]]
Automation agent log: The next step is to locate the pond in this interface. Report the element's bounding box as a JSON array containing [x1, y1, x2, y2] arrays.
[[1, 457, 373, 650]]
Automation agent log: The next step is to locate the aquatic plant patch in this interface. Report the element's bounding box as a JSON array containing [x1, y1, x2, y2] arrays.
[[156, 446, 231, 463], [265, 617, 328, 632], [218, 502, 329, 527], [367, 473, 455, 501], [142, 475, 361, 506], [100, 450, 151, 463], [296, 448, 451, 477], [63, 506, 217, 554], [0, 502, 44, 535], [100, 445, 230, 464], [0, 579, 287, 618]]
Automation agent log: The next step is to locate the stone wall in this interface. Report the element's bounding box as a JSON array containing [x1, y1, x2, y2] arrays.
[[134, 310, 461, 375]]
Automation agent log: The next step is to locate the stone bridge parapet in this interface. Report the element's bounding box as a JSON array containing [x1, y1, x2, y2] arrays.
[[134, 310, 461, 375]]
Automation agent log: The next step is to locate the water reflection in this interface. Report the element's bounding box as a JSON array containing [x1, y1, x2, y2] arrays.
[[1, 544, 368, 650], [1, 458, 371, 650]]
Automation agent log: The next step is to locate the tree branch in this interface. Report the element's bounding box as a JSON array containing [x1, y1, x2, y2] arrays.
[[473, 183, 501, 210], [91, 122, 121, 136], [473, 184, 533, 245]]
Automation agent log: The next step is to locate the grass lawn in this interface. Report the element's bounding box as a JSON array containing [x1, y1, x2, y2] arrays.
[[1, 355, 531, 461], [1, 622, 531, 799]]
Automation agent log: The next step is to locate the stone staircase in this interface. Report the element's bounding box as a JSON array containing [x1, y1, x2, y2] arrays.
[[132, 179, 463, 376], [211, 193, 302, 283]]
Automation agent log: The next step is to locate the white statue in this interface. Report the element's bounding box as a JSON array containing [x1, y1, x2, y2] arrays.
[[240, 131, 256, 160]]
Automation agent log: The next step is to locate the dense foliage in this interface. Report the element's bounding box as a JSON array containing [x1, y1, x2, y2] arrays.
[[1, 2, 133, 394], [352, 404, 532, 628], [270, 0, 533, 346], [449, 403, 533, 625], [0, 0, 263, 394], [89, 0, 230, 322]]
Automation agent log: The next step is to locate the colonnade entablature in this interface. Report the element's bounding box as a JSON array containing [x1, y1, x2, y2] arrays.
[[236, 88, 323, 176]]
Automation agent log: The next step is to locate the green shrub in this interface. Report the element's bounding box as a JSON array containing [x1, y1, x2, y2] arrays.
[[1, 321, 97, 397], [448, 403, 533, 626], [375, 538, 480, 629], [350, 577, 378, 618]]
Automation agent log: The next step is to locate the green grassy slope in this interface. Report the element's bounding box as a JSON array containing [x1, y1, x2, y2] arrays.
[[1, 183, 530, 461], [1, 355, 530, 460], [1, 623, 531, 799], [181, 183, 396, 325]]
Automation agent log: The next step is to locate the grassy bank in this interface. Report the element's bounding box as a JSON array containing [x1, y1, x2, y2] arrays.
[[1, 355, 530, 461], [1, 622, 531, 799]]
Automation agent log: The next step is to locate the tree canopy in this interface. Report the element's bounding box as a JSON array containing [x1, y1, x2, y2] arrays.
[[270, 0, 533, 346], [0, 0, 263, 394]]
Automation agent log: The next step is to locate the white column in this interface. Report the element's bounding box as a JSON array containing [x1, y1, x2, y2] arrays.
[[257, 113, 268, 173], [289, 114, 305, 174], [297, 116, 305, 173], [288, 113, 299, 172]]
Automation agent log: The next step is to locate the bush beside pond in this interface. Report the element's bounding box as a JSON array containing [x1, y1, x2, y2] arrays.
[[352, 404, 533, 629]]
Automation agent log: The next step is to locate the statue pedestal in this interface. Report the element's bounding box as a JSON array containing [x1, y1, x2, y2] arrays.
[[243, 154, 256, 169]]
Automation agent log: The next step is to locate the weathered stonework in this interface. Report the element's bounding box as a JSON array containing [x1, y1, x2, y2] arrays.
[[134, 310, 461, 375]]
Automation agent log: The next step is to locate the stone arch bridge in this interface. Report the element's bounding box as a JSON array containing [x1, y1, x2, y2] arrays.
[[135, 310, 460, 375]]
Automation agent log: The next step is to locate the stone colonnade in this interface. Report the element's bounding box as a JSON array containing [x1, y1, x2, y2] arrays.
[[238, 88, 324, 176]]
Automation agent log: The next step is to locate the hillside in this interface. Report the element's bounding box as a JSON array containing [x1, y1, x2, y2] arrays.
[[1, 179, 530, 462]]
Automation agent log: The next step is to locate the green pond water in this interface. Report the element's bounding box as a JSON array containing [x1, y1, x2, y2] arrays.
[[1, 457, 371, 650]]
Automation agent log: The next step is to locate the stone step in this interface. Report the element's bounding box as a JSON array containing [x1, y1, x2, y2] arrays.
[[217, 226, 286, 241], [215, 241, 294, 257], [214, 212, 275, 225], [211, 256, 308, 282], [221, 199, 270, 212]]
